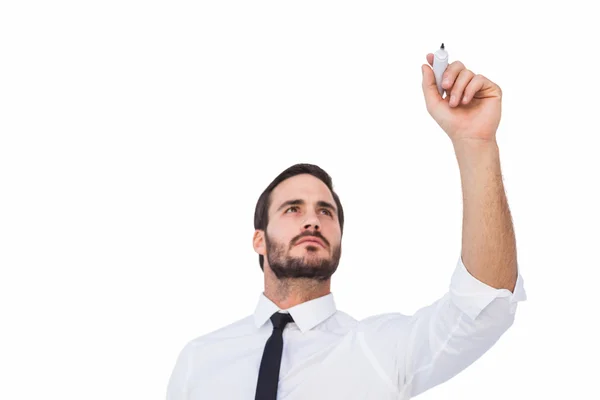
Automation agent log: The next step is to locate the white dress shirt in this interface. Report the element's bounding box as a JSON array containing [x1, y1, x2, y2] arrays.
[[167, 256, 527, 400]]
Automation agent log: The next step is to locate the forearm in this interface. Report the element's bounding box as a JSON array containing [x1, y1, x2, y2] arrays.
[[453, 139, 518, 292]]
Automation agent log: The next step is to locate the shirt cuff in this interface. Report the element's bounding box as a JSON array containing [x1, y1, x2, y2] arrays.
[[449, 254, 527, 320]]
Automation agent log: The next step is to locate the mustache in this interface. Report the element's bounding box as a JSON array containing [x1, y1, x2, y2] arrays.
[[292, 231, 329, 247]]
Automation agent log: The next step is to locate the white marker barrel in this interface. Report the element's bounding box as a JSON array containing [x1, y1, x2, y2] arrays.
[[433, 45, 449, 97]]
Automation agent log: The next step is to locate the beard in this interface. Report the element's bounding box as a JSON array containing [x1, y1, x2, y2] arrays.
[[265, 232, 342, 281]]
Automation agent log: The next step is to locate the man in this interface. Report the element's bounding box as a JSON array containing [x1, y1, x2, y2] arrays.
[[166, 53, 527, 399]]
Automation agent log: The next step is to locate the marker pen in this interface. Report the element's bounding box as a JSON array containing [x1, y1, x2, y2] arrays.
[[433, 43, 449, 97]]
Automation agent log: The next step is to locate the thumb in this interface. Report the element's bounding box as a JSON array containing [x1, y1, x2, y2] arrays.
[[421, 64, 442, 112]]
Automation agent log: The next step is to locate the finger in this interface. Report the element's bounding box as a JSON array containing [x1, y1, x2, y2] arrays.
[[441, 61, 465, 90], [421, 64, 442, 112], [462, 74, 492, 104], [448, 69, 475, 107], [426, 53, 433, 67]]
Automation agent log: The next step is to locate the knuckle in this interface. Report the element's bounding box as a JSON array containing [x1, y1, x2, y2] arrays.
[[458, 69, 474, 81]]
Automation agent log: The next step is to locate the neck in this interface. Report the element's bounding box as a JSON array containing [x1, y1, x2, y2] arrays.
[[263, 266, 331, 309]]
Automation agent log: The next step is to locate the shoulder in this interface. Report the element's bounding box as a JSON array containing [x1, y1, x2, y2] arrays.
[[171, 314, 255, 370], [171, 314, 256, 362], [167, 314, 256, 391], [357, 312, 412, 332], [186, 314, 256, 348], [323, 309, 359, 332]]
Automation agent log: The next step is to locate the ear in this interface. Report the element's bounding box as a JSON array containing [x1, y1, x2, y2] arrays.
[[253, 230, 266, 256]]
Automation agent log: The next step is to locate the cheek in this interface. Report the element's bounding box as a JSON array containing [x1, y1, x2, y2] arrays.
[[268, 223, 295, 245], [326, 220, 342, 236]]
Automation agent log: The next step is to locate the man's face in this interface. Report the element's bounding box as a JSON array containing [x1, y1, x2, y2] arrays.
[[261, 174, 342, 281]]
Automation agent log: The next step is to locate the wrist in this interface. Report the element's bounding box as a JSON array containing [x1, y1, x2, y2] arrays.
[[453, 137, 499, 157], [452, 138, 501, 171]]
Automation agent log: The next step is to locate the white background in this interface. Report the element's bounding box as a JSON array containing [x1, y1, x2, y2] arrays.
[[1, 1, 599, 399]]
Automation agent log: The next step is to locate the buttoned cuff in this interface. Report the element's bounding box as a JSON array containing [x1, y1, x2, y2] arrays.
[[449, 254, 527, 321]]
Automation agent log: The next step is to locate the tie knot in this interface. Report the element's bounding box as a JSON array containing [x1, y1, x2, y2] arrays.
[[270, 312, 294, 330]]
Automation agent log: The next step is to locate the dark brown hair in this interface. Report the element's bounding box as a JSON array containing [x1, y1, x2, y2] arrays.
[[254, 163, 345, 270]]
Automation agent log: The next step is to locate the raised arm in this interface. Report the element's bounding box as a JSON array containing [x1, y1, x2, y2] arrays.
[[454, 139, 517, 291], [356, 55, 527, 399], [422, 53, 518, 291], [400, 53, 525, 397]]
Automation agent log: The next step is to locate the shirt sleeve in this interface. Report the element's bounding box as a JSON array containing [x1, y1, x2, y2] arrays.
[[166, 341, 194, 400], [401, 254, 527, 398]]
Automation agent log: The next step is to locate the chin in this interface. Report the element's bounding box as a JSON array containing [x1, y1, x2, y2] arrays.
[[297, 247, 325, 255]]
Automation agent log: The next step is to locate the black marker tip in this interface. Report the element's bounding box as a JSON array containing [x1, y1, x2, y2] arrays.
[[441, 43, 445, 49]]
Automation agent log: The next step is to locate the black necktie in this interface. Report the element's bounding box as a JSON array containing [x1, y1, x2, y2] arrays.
[[254, 312, 295, 400]]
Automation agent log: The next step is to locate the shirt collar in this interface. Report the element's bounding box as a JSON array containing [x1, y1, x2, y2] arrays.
[[253, 292, 337, 334]]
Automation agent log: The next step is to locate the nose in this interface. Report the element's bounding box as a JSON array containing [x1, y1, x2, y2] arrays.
[[302, 213, 321, 231], [303, 222, 320, 231]]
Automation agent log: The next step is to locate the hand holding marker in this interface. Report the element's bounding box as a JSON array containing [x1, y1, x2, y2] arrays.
[[433, 43, 449, 97]]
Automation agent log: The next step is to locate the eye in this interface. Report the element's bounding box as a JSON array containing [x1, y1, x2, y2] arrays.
[[321, 209, 333, 216], [285, 206, 299, 213]]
